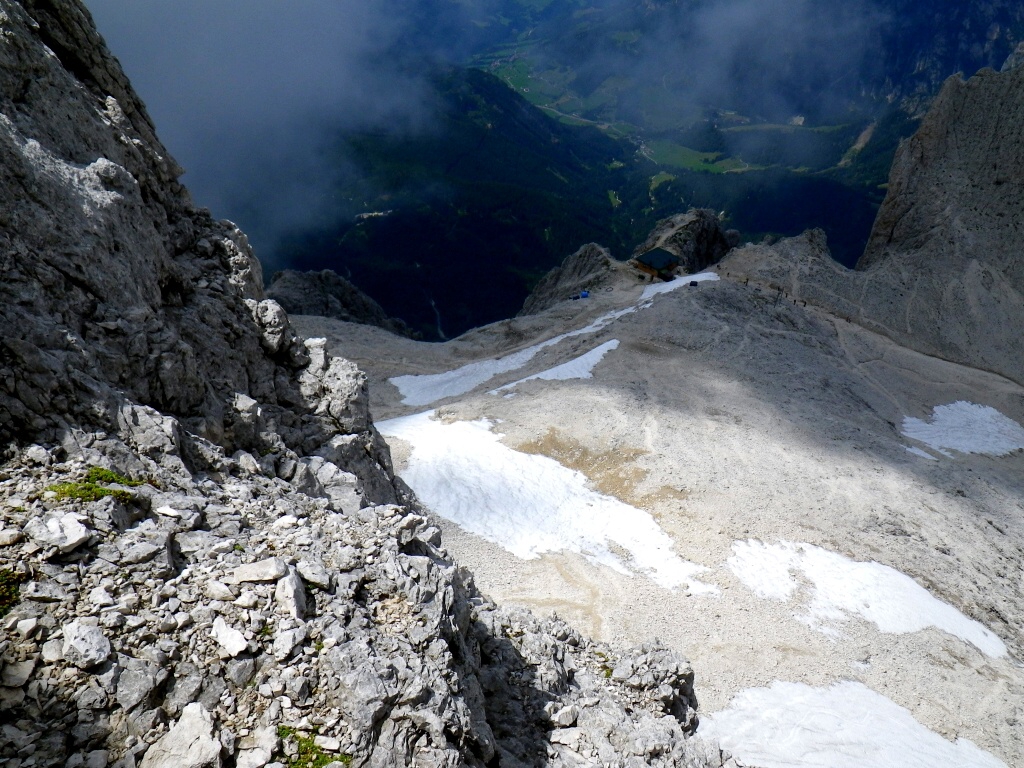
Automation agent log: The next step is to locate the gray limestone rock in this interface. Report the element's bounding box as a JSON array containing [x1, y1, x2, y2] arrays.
[[519, 243, 617, 316], [235, 726, 278, 768], [273, 626, 308, 662], [22, 580, 67, 603], [116, 666, 157, 711], [1, 659, 36, 687], [139, 703, 222, 768], [274, 569, 307, 620], [296, 559, 332, 591], [24, 512, 91, 553], [232, 558, 288, 584], [63, 620, 112, 669]]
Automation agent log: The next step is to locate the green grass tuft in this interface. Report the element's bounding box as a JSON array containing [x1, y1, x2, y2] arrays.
[[0, 570, 25, 618], [46, 466, 146, 504], [276, 726, 352, 768], [83, 467, 143, 487]]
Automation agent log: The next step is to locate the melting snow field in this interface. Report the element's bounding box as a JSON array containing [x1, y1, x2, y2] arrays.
[[640, 270, 720, 300], [700, 680, 1008, 768], [902, 401, 1024, 457], [377, 411, 717, 593], [491, 339, 620, 394], [390, 272, 719, 405], [728, 540, 1006, 657]]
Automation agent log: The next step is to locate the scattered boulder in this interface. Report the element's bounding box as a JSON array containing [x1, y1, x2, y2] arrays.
[[62, 620, 111, 669], [211, 617, 249, 658]]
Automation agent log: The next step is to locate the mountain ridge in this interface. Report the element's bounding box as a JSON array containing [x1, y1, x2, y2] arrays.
[[2, 1, 1023, 767]]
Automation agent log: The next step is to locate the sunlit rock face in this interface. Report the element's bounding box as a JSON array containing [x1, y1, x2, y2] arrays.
[[716, 65, 1024, 389]]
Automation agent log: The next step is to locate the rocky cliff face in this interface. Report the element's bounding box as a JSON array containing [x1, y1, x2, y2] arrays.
[[0, 2, 731, 767], [519, 244, 616, 317], [632, 210, 738, 277], [720, 65, 1024, 388], [267, 270, 416, 339]]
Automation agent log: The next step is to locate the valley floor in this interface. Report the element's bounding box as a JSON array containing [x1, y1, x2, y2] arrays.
[[294, 264, 1024, 768]]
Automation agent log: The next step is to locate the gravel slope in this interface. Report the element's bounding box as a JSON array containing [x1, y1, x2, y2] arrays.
[[295, 264, 1024, 766]]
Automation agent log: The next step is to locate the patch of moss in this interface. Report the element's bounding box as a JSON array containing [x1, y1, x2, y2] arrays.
[[276, 726, 352, 768], [46, 467, 146, 504], [0, 569, 25, 618], [47, 482, 133, 504], [83, 467, 143, 487]]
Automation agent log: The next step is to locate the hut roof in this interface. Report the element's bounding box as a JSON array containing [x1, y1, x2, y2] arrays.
[[634, 247, 679, 272]]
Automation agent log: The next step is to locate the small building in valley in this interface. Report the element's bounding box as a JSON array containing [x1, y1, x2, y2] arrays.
[[629, 247, 680, 281]]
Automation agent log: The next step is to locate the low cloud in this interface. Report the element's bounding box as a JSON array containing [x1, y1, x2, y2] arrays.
[[85, 0, 443, 269], [85, 0, 887, 270]]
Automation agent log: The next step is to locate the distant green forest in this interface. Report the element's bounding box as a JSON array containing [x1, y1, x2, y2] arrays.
[[278, 67, 910, 339], [267, 0, 1024, 338]]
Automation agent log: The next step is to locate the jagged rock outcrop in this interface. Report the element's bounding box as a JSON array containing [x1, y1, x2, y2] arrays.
[[720, 66, 1024, 387], [519, 244, 616, 316], [0, 435, 733, 767], [632, 209, 738, 276], [0, 0, 398, 497], [267, 270, 416, 339], [0, 2, 730, 767]]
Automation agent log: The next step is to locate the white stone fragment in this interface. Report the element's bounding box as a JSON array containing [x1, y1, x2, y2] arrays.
[[274, 569, 306, 620], [550, 704, 580, 727], [205, 580, 236, 601], [89, 587, 116, 607], [313, 735, 341, 752], [25, 512, 91, 553], [272, 627, 307, 661], [234, 591, 259, 609], [15, 618, 38, 638], [211, 617, 248, 657], [0, 529, 23, 546], [41, 639, 63, 663], [296, 560, 332, 591], [231, 558, 288, 584], [235, 726, 279, 768]]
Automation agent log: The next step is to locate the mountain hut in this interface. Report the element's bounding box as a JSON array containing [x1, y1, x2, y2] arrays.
[[630, 247, 680, 281]]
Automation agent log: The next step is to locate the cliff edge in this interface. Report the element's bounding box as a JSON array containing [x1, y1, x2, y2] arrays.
[[720, 66, 1024, 387], [0, 2, 731, 767]]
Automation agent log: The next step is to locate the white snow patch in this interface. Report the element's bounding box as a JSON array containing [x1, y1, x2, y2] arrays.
[[389, 307, 636, 406], [728, 540, 1006, 657], [904, 445, 937, 460], [700, 680, 1007, 768], [901, 401, 1024, 457], [491, 340, 620, 394], [391, 271, 719, 405], [640, 270, 719, 300], [378, 411, 717, 593]]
